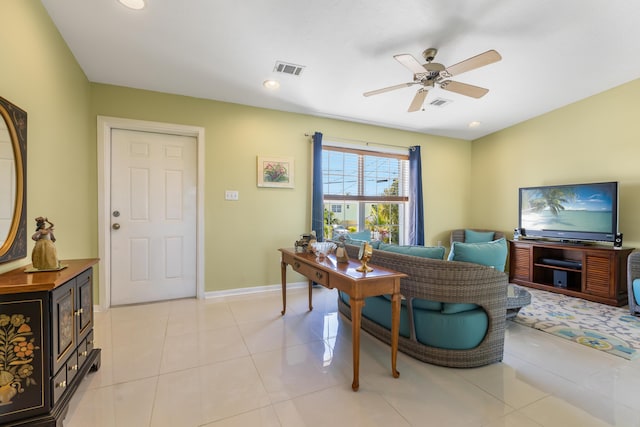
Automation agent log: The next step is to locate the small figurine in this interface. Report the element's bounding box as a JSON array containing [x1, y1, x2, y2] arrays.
[[356, 241, 374, 273], [295, 232, 315, 253], [31, 217, 59, 270], [335, 236, 349, 263]]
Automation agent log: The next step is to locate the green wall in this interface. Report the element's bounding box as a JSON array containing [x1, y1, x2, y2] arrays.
[[0, 1, 94, 275], [471, 79, 640, 249], [90, 85, 469, 291]]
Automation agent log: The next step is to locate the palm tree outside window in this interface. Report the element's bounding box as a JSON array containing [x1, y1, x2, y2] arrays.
[[321, 145, 409, 244]]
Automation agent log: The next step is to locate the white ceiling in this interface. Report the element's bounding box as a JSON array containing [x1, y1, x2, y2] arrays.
[[41, 0, 640, 140]]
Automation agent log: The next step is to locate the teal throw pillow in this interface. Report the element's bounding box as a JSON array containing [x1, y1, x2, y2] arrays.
[[378, 243, 445, 260], [346, 230, 372, 242], [464, 229, 495, 243], [447, 237, 507, 271]]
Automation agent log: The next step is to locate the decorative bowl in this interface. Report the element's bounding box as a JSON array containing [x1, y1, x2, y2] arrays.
[[310, 242, 336, 259]]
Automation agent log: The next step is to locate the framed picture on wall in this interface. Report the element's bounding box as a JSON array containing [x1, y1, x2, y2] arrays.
[[257, 156, 295, 188]]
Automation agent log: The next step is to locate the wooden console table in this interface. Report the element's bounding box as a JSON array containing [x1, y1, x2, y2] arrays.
[[0, 259, 100, 426], [279, 248, 406, 391]]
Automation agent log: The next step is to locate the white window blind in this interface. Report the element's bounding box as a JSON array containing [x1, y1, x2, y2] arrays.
[[322, 146, 409, 202]]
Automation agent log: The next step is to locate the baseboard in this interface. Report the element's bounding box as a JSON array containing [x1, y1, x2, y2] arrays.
[[204, 281, 308, 299], [93, 282, 308, 311]]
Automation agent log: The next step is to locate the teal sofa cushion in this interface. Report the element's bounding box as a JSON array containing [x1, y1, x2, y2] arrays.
[[411, 298, 443, 311], [340, 290, 487, 350], [347, 230, 371, 241], [381, 295, 443, 311], [448, 237, 508, 271], [441, 302, 480, 314], [378, 243, 445, 260], [339, 291, 411, 338], [464, 229, 495, 243], [633, 278, 640, 305], [344, 231, 382, 249], [413, 307, 488, 350]]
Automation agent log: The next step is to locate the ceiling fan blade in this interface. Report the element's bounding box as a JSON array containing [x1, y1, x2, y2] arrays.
[[363, 82, 416, 97], [394, 54, 427, 75], [441, 49, 501, 78], [408, 88, 428, 112], [440, 80, 489, 98]]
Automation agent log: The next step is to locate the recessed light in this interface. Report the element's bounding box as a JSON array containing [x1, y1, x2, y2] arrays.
[[118, 0, 146, 10], [468, 121, 481, 128], [263, 80, 280, 90]]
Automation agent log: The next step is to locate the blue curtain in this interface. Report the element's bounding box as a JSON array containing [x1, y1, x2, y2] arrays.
[[409, 146, 424, 245], [311, 132, 324, 242]]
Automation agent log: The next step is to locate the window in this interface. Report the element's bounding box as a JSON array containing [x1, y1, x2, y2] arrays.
[[322, 145, 409, 244]]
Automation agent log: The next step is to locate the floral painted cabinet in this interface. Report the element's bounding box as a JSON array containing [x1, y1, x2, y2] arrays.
[[0, 294, 49, 422], [0, 259, 100, 426]]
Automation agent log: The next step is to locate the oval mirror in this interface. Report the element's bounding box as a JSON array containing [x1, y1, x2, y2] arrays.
[[0, 96, 27, 264]]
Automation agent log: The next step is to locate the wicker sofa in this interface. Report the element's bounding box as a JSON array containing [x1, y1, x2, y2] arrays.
[[627, 251, 640, 316], [337, 243, 508, 368]]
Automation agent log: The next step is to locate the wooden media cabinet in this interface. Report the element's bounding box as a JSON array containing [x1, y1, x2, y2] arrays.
[[509, 240, 633, 306]]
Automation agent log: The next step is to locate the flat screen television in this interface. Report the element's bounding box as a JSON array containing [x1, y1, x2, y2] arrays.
[[518, 181, 619, 243]]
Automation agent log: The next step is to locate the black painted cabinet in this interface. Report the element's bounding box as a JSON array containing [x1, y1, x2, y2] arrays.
[[0, 259, 100, 426]]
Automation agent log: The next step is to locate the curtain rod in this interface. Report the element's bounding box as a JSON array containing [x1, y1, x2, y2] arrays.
[[304, 133, 413, 150]]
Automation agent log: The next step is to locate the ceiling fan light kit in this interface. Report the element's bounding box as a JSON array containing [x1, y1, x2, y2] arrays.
[[364, 48, 502, 112]]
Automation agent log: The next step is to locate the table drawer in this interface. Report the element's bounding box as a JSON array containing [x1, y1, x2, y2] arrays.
[[292, 260, 329, 286]]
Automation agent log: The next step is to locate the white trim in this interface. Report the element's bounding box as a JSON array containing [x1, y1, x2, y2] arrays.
[[204, 282, 307, 299], [323, 139, 408, 156], [97, 116, 205, 311]]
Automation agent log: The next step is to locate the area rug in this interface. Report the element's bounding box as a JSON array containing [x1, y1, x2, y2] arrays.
[[512, 288, 640, 360]]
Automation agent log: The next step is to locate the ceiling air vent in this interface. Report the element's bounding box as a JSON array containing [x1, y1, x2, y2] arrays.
[[429, 98, 452, 107], [274, 61, 305, 76]]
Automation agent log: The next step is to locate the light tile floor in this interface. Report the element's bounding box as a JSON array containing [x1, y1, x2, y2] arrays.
[[65, 287, 640, 426]]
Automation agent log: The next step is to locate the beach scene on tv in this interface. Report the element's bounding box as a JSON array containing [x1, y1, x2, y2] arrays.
[[520, 184, 614, 233]]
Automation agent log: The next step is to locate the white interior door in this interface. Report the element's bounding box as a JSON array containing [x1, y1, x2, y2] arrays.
[[110, 129, 197, 305]]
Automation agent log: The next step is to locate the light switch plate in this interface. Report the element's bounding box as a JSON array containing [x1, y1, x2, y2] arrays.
[[225, 190, 239, 201]]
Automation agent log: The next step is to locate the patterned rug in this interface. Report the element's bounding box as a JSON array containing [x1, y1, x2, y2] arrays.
[[513, 288, 640, 360]]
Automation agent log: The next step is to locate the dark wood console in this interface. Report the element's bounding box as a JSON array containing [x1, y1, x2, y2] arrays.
[[0, 259, 100, 426], [509, 240, 633, 306], [509, 240, 632, 306]]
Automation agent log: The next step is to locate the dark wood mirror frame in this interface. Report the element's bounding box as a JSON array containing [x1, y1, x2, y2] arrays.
[[0, 96, 27, 264]]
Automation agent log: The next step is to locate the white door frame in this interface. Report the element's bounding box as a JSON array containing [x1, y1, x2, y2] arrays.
[[97, 116, 205, 311]]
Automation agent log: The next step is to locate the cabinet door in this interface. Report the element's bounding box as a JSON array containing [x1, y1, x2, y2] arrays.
[[76, 269, 93, 344], [0, 294, 49, 422], [584, 254, 612, 297], [510, 244, 531, 281], [51, 279, 77, 375]]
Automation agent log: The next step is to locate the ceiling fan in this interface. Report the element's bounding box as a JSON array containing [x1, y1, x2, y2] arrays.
[[363, 48, 502, 112]]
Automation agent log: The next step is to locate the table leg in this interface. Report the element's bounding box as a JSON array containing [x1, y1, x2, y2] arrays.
[[308, 279, 313, 311], [350, 297, 364, 391], [280, 260, 287, 315], [390, 291, 400, 378]]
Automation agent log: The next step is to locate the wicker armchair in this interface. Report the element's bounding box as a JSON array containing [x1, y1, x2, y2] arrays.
[[450, 229, 505, 245], [338, 244, 508, 368], [627, 251, 640, 316]]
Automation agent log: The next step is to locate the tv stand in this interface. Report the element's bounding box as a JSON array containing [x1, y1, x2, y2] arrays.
[[559, 239, 590, 246], [509, 240, 633, 306]]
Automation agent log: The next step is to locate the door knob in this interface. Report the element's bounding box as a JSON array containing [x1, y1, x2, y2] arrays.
[[112, 223, 121, 230]]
